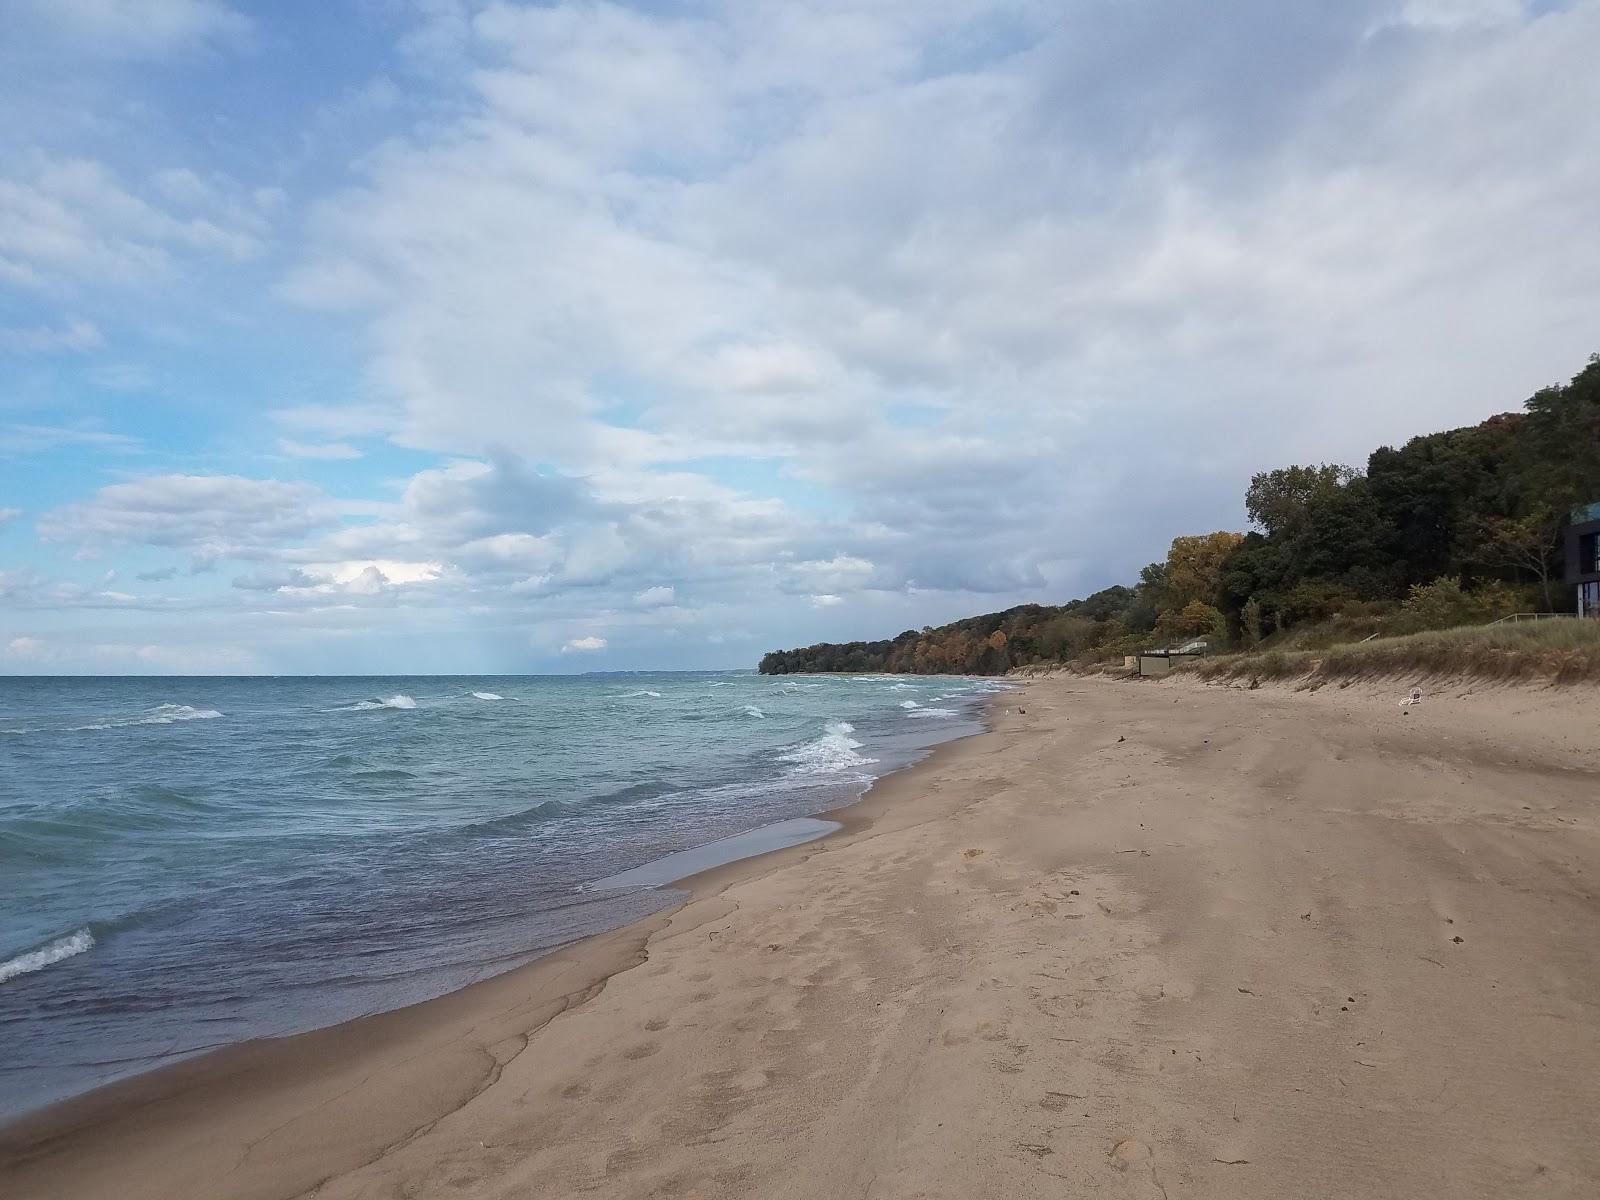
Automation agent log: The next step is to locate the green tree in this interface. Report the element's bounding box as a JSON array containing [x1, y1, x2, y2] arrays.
[[1366, 416, 1523, 587], [1036, 615, 1101, 660], [1245, 464, 1357, 536], [1241, 596, 1263, 647], [1472, 508, 1563, 610], [1519, 355, 1600, 514]]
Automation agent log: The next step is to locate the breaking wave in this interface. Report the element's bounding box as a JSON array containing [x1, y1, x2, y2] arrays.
[[343, 695, 416, 711], [1, 929, 95, 985], [621, 690, 662, 699], [73, 704, 222, 731], [742, 705, 765, 719], [907, 706, 957, 718], [777, 720, 877, 777], [471, 692, 504, 701]]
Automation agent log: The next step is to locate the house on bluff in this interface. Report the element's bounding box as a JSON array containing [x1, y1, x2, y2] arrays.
[[1567, 501, 1600, 617]]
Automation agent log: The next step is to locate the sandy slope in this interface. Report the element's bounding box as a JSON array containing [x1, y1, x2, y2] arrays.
[[5, 675, 1599, 1199]]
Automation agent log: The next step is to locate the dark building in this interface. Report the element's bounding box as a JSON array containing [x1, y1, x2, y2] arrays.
[[1568, 502, 1600, 617]]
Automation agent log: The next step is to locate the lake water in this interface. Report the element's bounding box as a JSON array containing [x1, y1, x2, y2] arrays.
[[0, 671, 1003, 1119]]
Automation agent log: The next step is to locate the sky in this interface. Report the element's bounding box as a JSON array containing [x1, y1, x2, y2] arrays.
[[1, 0, 1597, 675]]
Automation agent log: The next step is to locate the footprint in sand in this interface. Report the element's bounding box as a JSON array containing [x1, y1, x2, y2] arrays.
[[1110, 1138, 1169, 1196], [623, 1043, 661, 1060], [605, 1143, 653, 1174], [1040, 1091, 1084, 1112], [645, 1017, 669, 1032], [1111, 1138, 1151, 1168]]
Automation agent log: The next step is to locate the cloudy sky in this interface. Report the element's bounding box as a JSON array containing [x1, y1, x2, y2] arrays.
[[1, 0, 1596, 674]]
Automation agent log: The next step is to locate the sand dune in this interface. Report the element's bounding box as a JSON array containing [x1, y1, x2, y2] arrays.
[[5, 675, 1598, 1198]]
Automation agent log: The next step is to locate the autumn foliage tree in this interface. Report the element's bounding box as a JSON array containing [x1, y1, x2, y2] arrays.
[[1162, 532, 1244, 611]]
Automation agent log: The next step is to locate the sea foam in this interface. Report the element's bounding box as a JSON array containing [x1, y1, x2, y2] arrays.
[[0, 929, 94, 985]]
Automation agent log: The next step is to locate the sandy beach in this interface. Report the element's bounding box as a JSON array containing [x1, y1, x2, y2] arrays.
[[5, 674, 1599, 1199]]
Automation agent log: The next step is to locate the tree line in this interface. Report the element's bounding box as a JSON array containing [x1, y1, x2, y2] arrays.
[[758, 355, 1600, 675]]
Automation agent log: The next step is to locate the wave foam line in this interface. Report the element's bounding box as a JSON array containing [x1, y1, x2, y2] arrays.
[[0, 929, 95, 985]]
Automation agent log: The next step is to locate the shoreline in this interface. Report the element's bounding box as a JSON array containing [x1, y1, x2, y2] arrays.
[[0, 691, 1015, 1198], [8, 674, 1599, 1199]]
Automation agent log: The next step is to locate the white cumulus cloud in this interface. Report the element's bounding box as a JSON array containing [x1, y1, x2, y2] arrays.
[[633, 585, 676, 607], [39, 474, 329, 559]]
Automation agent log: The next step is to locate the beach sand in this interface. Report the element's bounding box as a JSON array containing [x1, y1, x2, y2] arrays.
[[5, 675, 1599, 1199]]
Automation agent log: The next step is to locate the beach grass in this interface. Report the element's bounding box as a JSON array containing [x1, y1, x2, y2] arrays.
[[1189, 619, 1600, 686]]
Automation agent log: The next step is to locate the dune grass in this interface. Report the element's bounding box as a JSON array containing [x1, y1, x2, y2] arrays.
[[1190, 619, 1600, 687]]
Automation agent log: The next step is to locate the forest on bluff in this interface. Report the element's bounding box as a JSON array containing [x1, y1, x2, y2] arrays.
[[759, 356, 1600, 675]]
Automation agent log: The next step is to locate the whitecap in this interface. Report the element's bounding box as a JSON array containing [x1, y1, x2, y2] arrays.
[[907, 706, 957, 718], [73, 704, 223, 731], [899, 700, 921, 709], [344, 694, 416, 711], [471, 692, 504, 701], [742, 705, 765, 719], [0, 929, 95, 985], [621, 689, 662, 699], [145, 703, 223, 722]]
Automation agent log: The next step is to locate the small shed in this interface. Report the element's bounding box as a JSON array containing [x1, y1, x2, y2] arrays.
[[1137, 641, 1209, 677]]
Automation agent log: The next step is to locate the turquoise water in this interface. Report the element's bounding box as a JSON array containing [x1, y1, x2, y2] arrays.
[[0, 672, 1001, 1119]]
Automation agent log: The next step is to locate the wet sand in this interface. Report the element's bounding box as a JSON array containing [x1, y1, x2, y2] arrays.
[[4, 675, 1599, 1199]]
